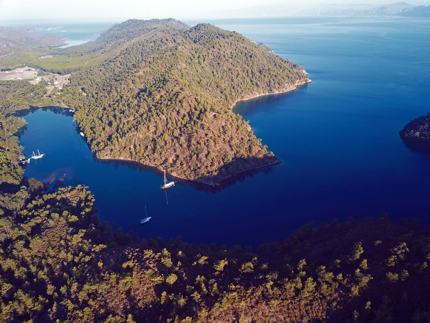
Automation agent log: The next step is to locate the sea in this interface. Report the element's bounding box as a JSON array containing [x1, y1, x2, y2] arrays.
[[19, 17, 430, 246]]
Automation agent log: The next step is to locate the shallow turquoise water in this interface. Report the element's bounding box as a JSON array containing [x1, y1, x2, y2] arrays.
[[21, 17, 430, 245]]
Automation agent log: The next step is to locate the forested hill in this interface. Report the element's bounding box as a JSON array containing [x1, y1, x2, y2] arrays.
[[63, 19, 189, 56], [1, 184, 430, 322], [57, 19, 309, 186]]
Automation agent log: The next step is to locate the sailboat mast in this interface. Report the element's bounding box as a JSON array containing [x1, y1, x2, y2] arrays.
[[164, 170, 167, 185]]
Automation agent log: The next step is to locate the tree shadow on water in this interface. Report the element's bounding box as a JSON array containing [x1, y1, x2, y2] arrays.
[[191, 155, 280, 193]]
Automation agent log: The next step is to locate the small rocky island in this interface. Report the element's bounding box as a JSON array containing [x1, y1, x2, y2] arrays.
[[400, 114, 430, 151]]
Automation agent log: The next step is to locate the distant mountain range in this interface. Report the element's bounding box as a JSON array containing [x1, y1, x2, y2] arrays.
[[401, 4, 430, 16], [0, 27, 63, 57], [321, 2, 430, 17], [212, 1, 430, 18]]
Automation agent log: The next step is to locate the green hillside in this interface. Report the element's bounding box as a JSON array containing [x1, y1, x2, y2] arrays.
[[1, 185, 429, 322], [0, 19, 308, 186], [58, 20, 308, 185]]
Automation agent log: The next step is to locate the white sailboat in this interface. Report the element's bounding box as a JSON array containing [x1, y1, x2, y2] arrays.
[[140, 217, 152, 224], [140, 204, 151, 224], [161, 169, 175, 190], [31, 150, 45, 160]]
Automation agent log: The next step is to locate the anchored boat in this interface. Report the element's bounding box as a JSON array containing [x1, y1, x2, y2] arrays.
[[20, 158, 31, 165], [31, 150, 45, 160], [140, 217, 152, 224], [140, 205, 152, 225], [161, 169, 175, 190]]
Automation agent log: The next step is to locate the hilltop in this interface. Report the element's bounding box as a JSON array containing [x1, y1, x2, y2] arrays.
[[54, 19, 309, 186], [67, 19, 188, 55], [0, 19, 308, 186]]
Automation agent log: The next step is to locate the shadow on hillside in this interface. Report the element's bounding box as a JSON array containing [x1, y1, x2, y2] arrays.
[[190, 155, 280, 192]]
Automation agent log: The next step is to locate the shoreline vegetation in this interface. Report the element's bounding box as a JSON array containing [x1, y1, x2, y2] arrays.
[[230, 77, 311, 112], [55, 19, 310, 187], [1, 184, 430, 322], [0, 19, 310, 187], [11, 77, 309, 189], [97, 79, 310, 187]]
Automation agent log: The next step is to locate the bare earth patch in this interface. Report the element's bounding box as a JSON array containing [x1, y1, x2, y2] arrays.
[[0, 66, 70, 91]]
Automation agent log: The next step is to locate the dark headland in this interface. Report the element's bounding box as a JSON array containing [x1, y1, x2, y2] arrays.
[[400, 114, 430, 151]]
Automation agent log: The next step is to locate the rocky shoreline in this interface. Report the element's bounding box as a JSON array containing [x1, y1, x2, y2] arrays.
[[231, 77, 311, 111], [400, 114, 430, 151], [96, 77, 310, 187]]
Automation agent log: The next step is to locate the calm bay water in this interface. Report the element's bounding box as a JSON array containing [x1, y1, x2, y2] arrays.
[[21, 17, 430, 245]]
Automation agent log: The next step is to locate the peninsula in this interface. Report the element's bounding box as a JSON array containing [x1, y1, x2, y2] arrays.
[[62, 20, 309, 186], [0, 19, 309, 187]]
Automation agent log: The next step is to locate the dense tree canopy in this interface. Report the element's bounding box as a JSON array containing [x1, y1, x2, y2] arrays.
[[54, 20, 309, 186], [1, 185, 430, 322], [4, 20, 429, 322], [0, 19, 308, 186], [0, 114, 26, 186]]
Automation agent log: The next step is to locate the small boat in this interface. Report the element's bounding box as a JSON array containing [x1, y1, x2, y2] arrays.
[[140, 204, 151, 224], [31, 150, 45, 160], [140, 217, 152, 225], [80, 132, 85, 137], [161, 169, 175, 190], [20, 158, 31, 165]]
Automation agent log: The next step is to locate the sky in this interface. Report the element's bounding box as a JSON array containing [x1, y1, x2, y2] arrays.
[[0, 0, 429, 22]]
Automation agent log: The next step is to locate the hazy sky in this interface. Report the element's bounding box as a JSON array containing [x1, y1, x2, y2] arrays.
[[0, 0, 429, 22]]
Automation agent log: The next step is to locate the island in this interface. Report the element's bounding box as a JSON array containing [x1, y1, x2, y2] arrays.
[[0, 19, 309, 187], [400, 114, 430, 151]]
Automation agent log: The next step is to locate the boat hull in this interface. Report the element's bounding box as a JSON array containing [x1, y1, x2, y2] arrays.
[[140, 217, 152, 224], [161, 182, 175, 190]]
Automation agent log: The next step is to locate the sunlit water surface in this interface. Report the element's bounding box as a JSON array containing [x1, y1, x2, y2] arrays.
[[21, 17, 430, 245]]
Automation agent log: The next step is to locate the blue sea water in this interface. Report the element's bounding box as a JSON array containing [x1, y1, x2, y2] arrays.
[[20, 17, 430, 246]]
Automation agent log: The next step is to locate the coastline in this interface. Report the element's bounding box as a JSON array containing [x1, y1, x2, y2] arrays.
[[95, 76, 310, 188], [230, 77, 311, 111], [95, 154, 281, 189], [400, 114, 430, 153], [193, 157, 281, 188], [18, 74, 310, 189]]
